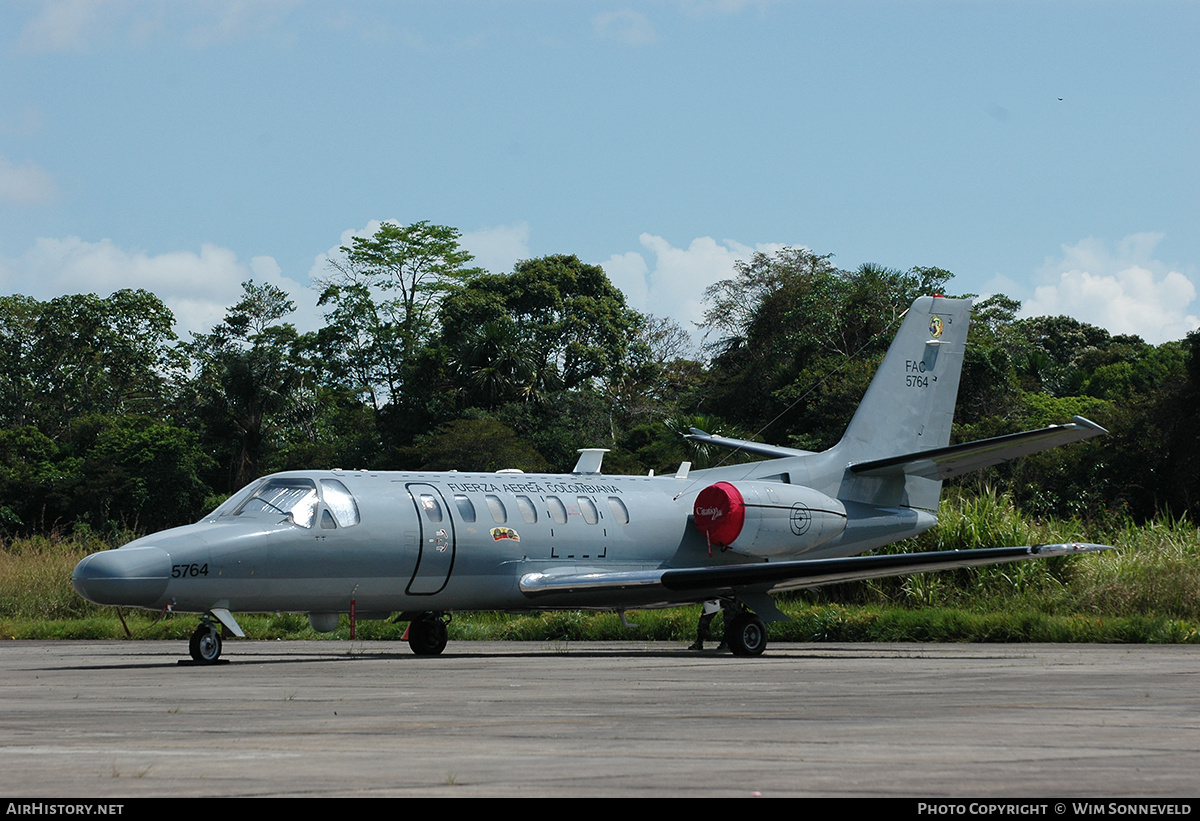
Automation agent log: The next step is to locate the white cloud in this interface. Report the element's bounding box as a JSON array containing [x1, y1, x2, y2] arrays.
[[1021, 233, 1199, 344], [16, 0, 111, 53], [0, 157, 59, 205], [183, 0, 300, 48], [460, 222, 531, 274], [601, 233, 786, 336], [677, 0, 776, 16], [15, 0, 299, 54], [592, 9, 656, 46], [0, 236, 323, 339]]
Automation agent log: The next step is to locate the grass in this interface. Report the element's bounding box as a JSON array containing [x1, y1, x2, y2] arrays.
[[4, 490, 1199, 644]]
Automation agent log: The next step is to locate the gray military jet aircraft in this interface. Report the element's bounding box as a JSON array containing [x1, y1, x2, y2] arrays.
[[73, 295, 1109, 663]]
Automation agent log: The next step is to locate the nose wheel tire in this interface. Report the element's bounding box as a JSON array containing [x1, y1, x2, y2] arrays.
[[408, 614, 449, 656], [189, 624, 223, 664], [726, 612, 767, 657]]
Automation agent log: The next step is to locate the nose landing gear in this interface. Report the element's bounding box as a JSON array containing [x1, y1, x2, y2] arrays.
[[188, 617, 223, 664]]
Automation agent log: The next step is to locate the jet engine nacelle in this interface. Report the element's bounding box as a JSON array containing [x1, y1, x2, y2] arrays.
[[693, 481, 848, 558]]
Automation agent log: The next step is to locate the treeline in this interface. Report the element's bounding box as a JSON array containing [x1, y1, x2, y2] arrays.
[[1, 221, 1197, 536]]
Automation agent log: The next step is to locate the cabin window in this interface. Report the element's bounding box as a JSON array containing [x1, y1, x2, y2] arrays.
[[418, 494, 443, 522], [233, 478, 318, 529], [485, 494, 507, 523], [320, 509, 337, 529], [515, 495, 538, 524], [454, 494, 476, 522], [578, 496, 599, 525], [607, 496, 629, 525], [547, 496, 568, 524], [321, 479, 360, 527]]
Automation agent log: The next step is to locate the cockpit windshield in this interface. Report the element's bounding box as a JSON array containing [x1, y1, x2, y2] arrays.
[[202, 476, 362, 530], [231, 479, 320, 528]]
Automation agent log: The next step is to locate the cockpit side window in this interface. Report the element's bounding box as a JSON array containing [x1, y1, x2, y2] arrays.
[[321, 479, 361, 527], [233, 479, 319, 528]]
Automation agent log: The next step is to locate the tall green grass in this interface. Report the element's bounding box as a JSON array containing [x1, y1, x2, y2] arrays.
[[0, 534, 98, 621]]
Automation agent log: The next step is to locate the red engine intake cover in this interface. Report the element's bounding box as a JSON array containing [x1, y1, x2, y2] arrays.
[[693, 481, 746, 547]]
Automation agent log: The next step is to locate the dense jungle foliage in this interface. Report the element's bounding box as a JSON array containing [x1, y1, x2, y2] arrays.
[[2, 220, 1198, 539]]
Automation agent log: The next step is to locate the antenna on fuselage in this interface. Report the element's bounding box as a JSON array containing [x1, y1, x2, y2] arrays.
[[572, 448, 610, 474]]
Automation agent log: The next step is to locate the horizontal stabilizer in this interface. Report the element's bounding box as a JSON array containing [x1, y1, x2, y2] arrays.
[[848, 416, 1107, 481], [519, 543, 1112, 598]]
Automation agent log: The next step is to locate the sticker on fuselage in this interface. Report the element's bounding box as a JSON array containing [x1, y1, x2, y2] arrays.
[[490, 527, 520, 542], [928, 315, 944, 338]]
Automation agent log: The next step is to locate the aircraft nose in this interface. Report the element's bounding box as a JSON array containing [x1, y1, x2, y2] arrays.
[[72, 546, 171, 607]]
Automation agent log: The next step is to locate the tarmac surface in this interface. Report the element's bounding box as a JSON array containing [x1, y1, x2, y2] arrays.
[[1, 640, 1197, 798]]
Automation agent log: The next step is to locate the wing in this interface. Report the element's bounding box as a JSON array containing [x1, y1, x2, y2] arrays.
[[518, 542, 1111, 599]]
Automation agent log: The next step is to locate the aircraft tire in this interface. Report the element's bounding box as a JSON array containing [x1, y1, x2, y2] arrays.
[[726, 613, 767, 657], [408, 616, 448, 656], [189, 624, 222, 664]]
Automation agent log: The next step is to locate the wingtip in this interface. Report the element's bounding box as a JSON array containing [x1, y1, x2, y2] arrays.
[[1031, 542, 1115, 555], [1071, 416, 1109, 436]]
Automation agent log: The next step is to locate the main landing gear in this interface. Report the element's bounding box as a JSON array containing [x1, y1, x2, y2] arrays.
[[725, 611, 767, 657], [690, 600, 769, 657], [188, 617, 223, 664], [406, 612, 450, 656]]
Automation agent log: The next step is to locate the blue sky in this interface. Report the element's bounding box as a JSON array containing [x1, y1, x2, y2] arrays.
[[2, 1, 1197, 345]]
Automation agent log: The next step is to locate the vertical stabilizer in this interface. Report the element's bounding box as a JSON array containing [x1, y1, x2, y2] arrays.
[[832, 295, 972, 509]]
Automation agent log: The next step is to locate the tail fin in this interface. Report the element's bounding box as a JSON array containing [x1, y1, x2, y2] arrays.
[[832, 295, 972, 508]]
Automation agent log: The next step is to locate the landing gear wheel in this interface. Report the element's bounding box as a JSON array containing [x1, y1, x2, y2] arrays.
[[726, 612, 767, 657], [408, 614, 449, 656], [189, 623, 223, 664]]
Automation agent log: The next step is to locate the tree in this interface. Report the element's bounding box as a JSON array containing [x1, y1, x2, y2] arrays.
[[452, 318, 537, 407], [603, 312, 704, 437], [0, 290, 180, 434], [0, 425, 76, 532], [69, 414, 215, 532], [440, 254, 639, 403], [400, 417, 549, 472], [700, 250, 954, 448], [317, 221, 482, 409], [186, 282, 311, 491], [0, 295, 40, 429]]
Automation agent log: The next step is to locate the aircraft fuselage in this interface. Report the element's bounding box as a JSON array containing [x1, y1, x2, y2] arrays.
[[72, 463, 932, 619]]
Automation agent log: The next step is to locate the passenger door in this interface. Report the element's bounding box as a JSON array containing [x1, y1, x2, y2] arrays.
[[405, 483, 456, 595]]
